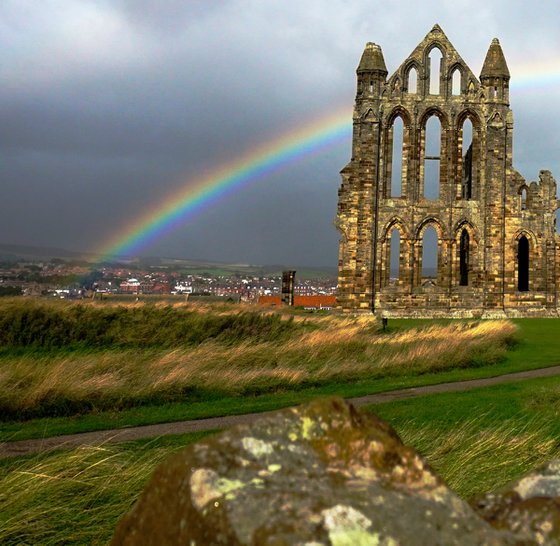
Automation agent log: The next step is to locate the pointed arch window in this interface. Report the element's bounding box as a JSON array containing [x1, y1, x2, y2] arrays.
[[428, 48, 443, 94], [390, 117, 404, 197], [461, 118, 473, 200], [390, 228, 401, 283], [422, 226, 438, 283], [518, 236, 529, 291], [407, 67, 417, 94], [520, 187, 528, 210], [451, 68, 461, 95], [424, 115, 441, 200], [459, 229, 469, 286]]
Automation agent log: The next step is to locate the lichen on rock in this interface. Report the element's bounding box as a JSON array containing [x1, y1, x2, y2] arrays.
[[111, 397, 524, 545]]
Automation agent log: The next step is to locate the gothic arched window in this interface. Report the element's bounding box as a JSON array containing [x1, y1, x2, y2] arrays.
[[424, 116, 441, 200], [459, 229, 469, 286], [422, 226, 438, 283], [407, 67, 417, 94], [518, 236, 529, 291], [390, 228, 401, 283], [520, 187, 528, 210], [461, 118, 473, 200], [391, 117, 404, 197], [428, 48, 443, 94], [451, 68, 461, 95]]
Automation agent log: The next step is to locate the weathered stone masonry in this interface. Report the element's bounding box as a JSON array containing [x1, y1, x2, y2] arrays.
[[336, 24, 560, 317]]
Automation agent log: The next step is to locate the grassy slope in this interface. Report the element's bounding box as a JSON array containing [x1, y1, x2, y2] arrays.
[[0, 314, 558, 543], [3, 375, 560, 544], [368, 374, 560, 498], [0, 432, 215, 546], [1, 317, 558, 441]]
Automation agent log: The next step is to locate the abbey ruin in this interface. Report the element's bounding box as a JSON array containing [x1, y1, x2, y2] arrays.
[[336, 25, 560, 317]]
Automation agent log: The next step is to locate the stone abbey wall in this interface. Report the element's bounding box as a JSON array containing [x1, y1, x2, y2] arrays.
[[336, 24, 560, 317]]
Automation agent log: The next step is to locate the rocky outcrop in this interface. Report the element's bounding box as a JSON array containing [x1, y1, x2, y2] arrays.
[[111, 397, 523, 545], [472, 459, 560, 545]]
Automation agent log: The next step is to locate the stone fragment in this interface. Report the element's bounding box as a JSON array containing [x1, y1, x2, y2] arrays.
[[112, 397, 523, 545], [471, 459, 560, 545]]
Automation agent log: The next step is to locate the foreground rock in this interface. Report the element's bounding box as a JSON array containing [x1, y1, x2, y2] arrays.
[[112, 397, 522, 545], [471, 459, 560, 545]]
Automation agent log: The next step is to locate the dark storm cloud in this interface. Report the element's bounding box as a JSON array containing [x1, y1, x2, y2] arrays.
[[1, 1, 559, 267]]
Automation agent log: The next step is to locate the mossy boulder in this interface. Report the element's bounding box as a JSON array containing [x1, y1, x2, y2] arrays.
[[472, 459, 560, 545], [112, 398, 523, 545]]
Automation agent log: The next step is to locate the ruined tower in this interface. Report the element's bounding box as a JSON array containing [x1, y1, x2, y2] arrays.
[[336, 25, 559, 317]]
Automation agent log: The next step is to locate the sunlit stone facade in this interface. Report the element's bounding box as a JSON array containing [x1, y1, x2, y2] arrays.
[[336, 25, 560, 317]]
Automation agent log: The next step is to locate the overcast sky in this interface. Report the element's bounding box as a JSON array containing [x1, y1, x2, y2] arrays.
[[2, 0, 559, 267]]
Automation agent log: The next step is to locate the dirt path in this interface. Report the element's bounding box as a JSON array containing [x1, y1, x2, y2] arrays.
[[2, 364, 560, 460]]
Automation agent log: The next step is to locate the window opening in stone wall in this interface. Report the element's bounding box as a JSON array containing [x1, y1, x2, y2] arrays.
[[518, 236, 529, 291], [424, 116, 441, 200], [459, 229, 469, 286], [461, 119, 473, 199], [369, 80, 373, 93], [494, 86, 498, 98], [451, 68, 461, 95], [391, 117, 404, 197], [520, 187, 528, 210], [408, 67, 417, 93], [422, 226, 438, 284], [390, 229, 401, 283], [556, 208, 560, 235], [429, 48, 443, 94]]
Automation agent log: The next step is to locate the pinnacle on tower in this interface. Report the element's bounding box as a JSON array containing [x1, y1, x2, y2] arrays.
[[480, 38, 510, 79], [357, 42, 387, 74]]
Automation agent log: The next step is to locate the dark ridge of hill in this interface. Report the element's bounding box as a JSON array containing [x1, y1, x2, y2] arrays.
[[0, 243, 337, 279], [0, 243, 91, 262]]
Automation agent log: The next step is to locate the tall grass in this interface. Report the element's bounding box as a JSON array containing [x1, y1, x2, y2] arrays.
[[0, 413, 557, 544], [0, 299, 297, 349], [0, 433, 213, 545], [0, 300, 518, 420], [395, 415, 557, 498]]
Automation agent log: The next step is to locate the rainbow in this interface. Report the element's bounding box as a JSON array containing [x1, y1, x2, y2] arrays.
[[96, 107, 352, 261], [511, 59, 560, 91]]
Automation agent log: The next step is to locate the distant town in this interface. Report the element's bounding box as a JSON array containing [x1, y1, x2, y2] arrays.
[[0, 250, 337, 309]]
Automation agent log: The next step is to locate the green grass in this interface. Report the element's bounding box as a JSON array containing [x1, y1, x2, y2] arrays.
[[0, 298, 298, 349], [368, 374, 560, 498], [3, 375, 560, 545], [0, 360, 546, 443], [1, 311, 559, 544], [4, 315, 560, 441], [388, 318, 560, 371], [1, 303, 559, 442], [0, 431, 216, 546], [0, 304, 516, 420]]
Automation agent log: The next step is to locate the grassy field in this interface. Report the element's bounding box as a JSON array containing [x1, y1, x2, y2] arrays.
[[0, 299, 521, 440], [370, 374, 560, 497], [2, 376, 560, 544], [2, 300, 560, 544], [0, 432, 214, 545]]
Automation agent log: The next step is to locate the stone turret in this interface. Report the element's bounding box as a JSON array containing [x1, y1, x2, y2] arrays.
[[480, 38, 510, 104], [356, 42, 387, 97]]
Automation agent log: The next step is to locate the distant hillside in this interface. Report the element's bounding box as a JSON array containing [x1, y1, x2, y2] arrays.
[[0, 243, 337, 279], [0, 243, 90, 262]]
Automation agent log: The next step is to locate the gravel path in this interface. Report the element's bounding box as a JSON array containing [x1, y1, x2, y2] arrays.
[[2, 364, 560, 460]]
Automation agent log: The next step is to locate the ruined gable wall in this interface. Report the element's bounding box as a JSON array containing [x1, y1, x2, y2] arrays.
[[336, 26, 559, 317]]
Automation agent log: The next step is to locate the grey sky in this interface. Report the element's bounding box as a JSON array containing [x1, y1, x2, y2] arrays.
[[1, 0, 559, 267]]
